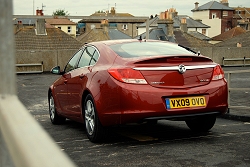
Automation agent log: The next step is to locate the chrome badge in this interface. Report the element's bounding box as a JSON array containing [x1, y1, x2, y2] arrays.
[[178, 64, 186, 74]]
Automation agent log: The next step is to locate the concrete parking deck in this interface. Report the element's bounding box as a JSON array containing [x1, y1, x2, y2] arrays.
[[17, 66, 250, 123]]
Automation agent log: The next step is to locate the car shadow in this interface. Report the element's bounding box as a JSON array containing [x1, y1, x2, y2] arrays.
[[48, 119, 214, 144]]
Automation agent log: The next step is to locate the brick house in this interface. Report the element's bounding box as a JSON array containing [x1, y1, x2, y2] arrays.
[[192, 0, 234, 38]]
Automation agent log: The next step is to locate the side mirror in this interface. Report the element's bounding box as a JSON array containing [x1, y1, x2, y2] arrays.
[[51, 66, 63, 75]]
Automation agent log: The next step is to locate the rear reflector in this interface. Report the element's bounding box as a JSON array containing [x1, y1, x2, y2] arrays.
[[212, 65, 224, 80], [108, 68, 147, 84]]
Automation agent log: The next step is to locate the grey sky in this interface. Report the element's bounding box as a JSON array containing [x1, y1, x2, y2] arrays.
[[13, 0, 249, 17]]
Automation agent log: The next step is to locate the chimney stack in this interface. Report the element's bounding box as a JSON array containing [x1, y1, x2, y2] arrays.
[[180, 18, 188, 33], [195, 2, 199, 10], [101, 19, 109, 34], [220, 0, 229, 7], [157, 9, 174, 37], [36, 19, 46, 35]]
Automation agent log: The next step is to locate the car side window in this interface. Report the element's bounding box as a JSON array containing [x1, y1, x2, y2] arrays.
[[89, 51, 99, 66], [64, 49, 83, 73], [78, 46, 99, 68]]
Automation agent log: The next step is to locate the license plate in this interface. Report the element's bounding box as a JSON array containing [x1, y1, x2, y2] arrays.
[[166, 96, 206, 109]]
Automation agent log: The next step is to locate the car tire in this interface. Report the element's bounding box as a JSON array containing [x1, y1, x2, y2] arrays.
[[84, 94, 105, 143], [146, 120, 158, 125], [49, 93, 66, 124], [185, 115, 216, 132]]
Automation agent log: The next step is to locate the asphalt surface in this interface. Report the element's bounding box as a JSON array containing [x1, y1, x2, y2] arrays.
[[220, 67, 250, 122], [16, 66, 250, 167], [17, 66, 250, 123]]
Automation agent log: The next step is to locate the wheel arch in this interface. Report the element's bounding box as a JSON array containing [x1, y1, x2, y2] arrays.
[[48, 88, 52, 101]]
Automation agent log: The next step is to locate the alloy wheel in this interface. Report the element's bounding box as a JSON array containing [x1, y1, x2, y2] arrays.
[[85, 99, 96, 136], [49, 96, 55, 121]]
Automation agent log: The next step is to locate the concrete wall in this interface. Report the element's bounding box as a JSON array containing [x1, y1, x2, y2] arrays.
[[16, 49, 77, 72], [197, 47, 250, 66], [16, 47, 250, 73]]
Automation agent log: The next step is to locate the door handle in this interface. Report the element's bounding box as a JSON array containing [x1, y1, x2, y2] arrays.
[[79, 74, 85, 79]]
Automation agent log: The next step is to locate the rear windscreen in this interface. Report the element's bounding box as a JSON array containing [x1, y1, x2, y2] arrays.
[[109, 42, 194, 58]]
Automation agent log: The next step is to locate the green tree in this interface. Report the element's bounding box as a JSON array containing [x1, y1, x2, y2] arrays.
[[52, 9, 69, 16]]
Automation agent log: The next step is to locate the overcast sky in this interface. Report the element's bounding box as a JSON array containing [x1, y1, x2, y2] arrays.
[[13, 0, 249, 17]]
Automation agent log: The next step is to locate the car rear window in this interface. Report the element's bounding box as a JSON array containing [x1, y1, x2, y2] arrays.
[[109, 42, 194, 58]]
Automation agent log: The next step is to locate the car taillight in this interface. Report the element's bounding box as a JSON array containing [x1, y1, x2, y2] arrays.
[[108, 68, 148, 84], [212, 65, 224, 81]]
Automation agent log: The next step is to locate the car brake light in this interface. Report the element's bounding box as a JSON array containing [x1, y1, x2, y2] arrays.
[[212, 65, 224, 81], [108, 68, 147, 84]]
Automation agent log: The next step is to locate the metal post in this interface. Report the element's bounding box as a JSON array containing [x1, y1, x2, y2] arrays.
[[0, 1, 76, 167], [0, 0, 16, 95], [146, 18, 149, 40], [0, 131, 15, 167], [0, 1, 16, 166], [227, 73, 231, 113]]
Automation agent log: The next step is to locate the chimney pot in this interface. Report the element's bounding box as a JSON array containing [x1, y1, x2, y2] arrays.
[[195, 2, 199, 10], [111, 7, 115, 15], [159, 12, 165, 19], [36, 9, 44, 16]]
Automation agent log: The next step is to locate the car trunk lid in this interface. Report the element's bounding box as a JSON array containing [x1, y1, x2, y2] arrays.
[[132, 55, 216, 89]]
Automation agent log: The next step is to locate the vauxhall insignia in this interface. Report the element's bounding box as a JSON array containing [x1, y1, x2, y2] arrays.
[[178, 64, 186, 74]]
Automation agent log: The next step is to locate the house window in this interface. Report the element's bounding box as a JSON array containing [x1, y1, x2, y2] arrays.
[[68, 26, 71, 33], [122, 24, 128, 30], [202, 29, 206, 35], [236, 10, 241, 14], [223, 11, 228, 17], [91, 24, 95, 29], [212, 13, 217, 19]]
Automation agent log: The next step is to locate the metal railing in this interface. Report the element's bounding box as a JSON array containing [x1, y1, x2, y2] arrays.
[[16, 62, 44, 74], [223, 57, 250, 67], [225, 70, 250, 111]]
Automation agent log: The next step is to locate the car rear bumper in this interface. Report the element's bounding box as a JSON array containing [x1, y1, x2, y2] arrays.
[[96, 77, 228, 126]]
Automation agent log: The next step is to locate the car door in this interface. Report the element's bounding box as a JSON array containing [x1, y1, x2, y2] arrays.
[[55, 49, 83, 116], [66, 46, 98, 119]]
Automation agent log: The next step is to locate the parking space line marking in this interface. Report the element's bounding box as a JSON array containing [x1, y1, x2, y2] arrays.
[[116, 131, 158, 142]]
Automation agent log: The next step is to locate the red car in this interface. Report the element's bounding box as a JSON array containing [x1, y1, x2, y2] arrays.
[[48, 39, 228, 142]]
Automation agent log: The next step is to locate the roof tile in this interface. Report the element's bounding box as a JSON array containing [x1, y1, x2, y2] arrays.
[[15, 27, 82, 50], [212, 27, 246, 41]]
